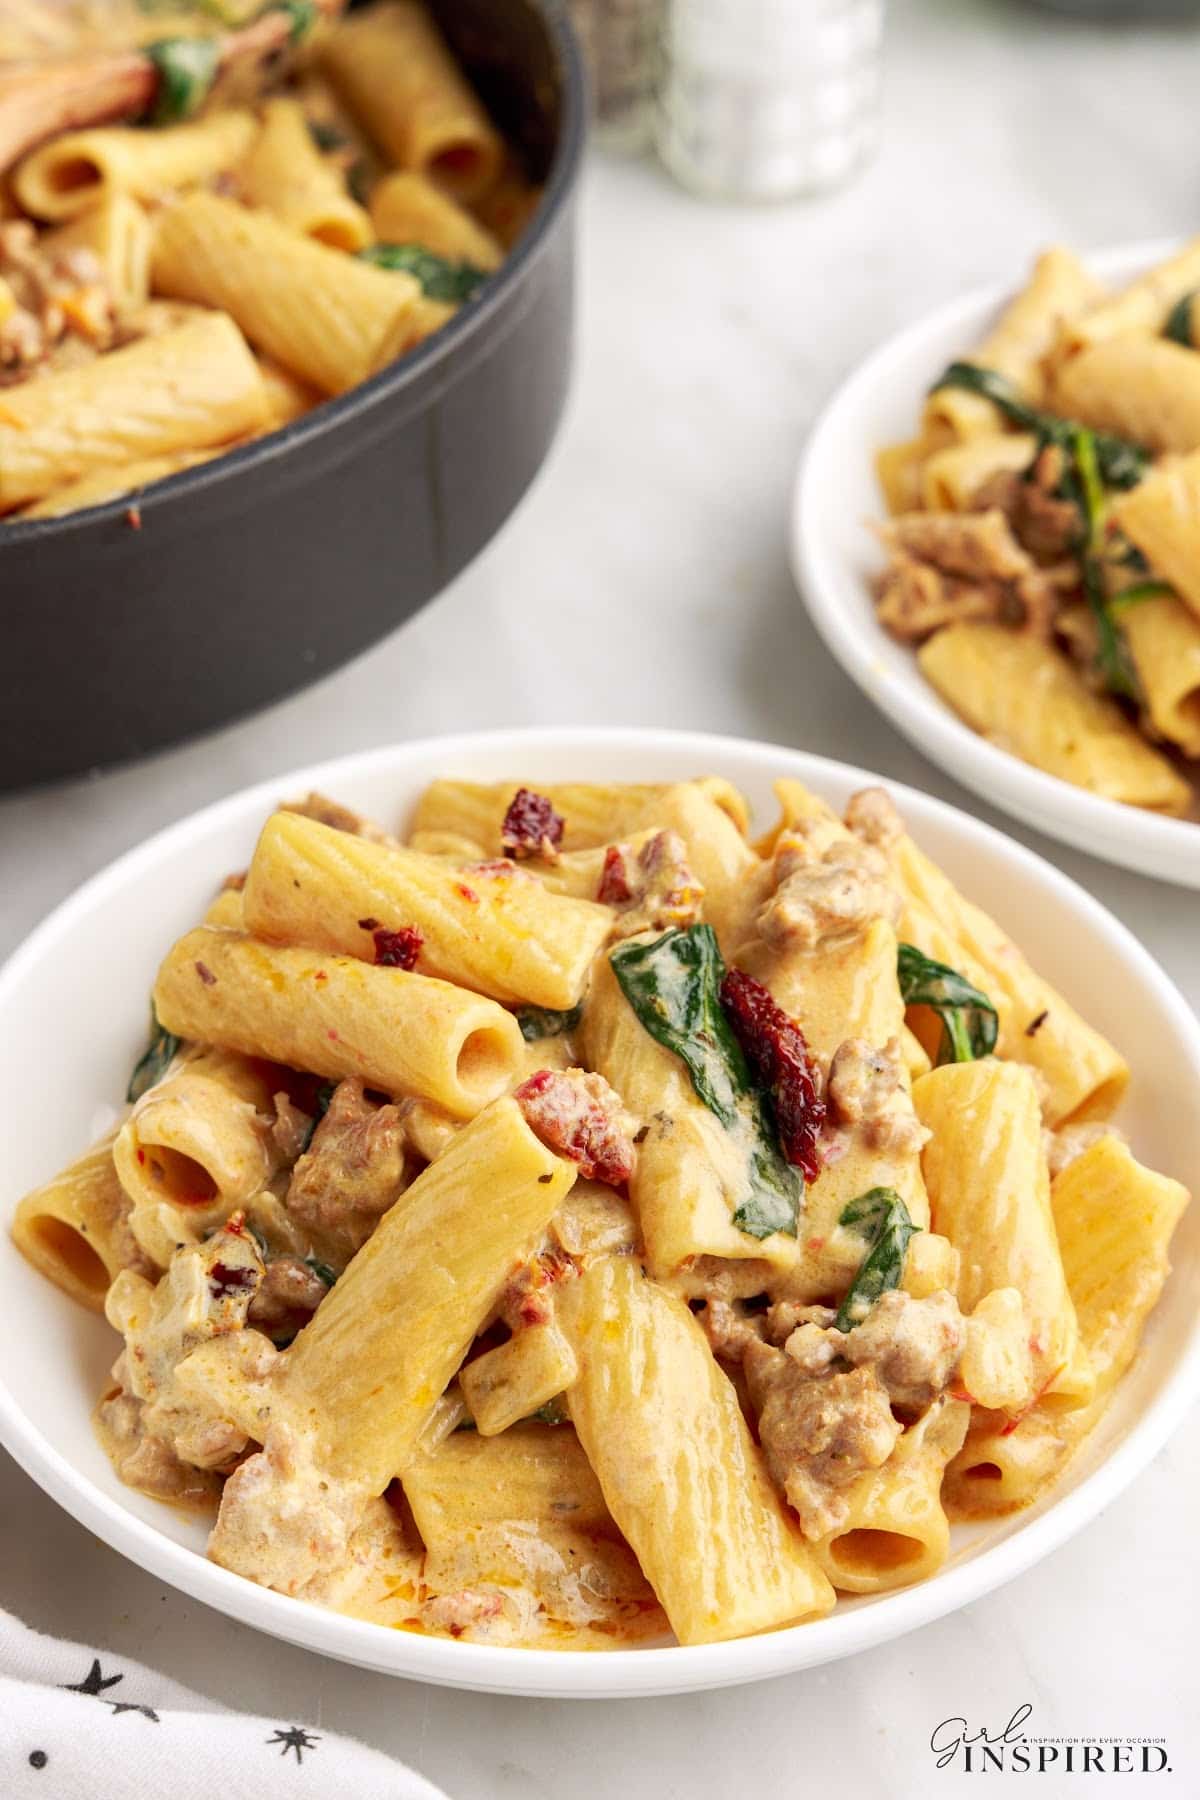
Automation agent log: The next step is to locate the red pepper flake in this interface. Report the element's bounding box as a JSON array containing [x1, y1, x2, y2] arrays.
[[1024, 1009, 1049, 1038], [136, 1148, 146, 1165], [466, 858, 517, 878], [357, 916, 380, 931], [719, 968, 826, 1181], [195, 960, 216, 986], [372, 924, 423, 970], [597, 844, 633, 905], [500, 787, 565, 860], [514, 1069, 635, 1186], [455, 883, 479, 904], [125, 504, 142, 531], [327, 1029, 339, 1041]]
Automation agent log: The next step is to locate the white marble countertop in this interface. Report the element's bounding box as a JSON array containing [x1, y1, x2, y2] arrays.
[[3, 1, 1198, 1792]]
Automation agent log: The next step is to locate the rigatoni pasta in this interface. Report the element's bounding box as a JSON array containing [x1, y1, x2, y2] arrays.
[[150, 193, 421, 395], [0, 312, 268, 511], [13, 110, 258, 221], [9, 769, 1189, 1648], [0, 0, 532, 524], [870, 237, 1200, 818], [237, 97, 372, 254], [318, 0, 503, 201]]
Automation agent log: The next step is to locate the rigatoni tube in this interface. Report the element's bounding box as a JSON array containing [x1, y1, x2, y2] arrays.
[[112, 1047, 285, 1267], [13, 110, 257, 221], [918, 623, 1190, 816], [242, 810, 613, 1009], [368, 170, 501, 268], [151, 192, 422, 395], [559, 1255, 835, 1645], [152, 925, 524, 1117], [0, 312, 267, 513], [239, 97, 372, 253], [11, 1131, 133, 1311], [914, 1060, 1093, 1409], [319, 0, 503, 201]]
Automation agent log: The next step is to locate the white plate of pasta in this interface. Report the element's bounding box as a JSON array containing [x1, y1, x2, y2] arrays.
[[0, 729, 1197, 1698], [794, 240, 1200, 888]]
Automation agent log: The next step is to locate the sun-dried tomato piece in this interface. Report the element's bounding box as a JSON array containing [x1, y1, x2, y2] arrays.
[[500, 787, 565, 859], [208, 1260, 258, 1301], [514, 1069, 636, 1187], [371, 925, 423, 970], [597, 844, 633, 905], [719, 968, 826, 1181]]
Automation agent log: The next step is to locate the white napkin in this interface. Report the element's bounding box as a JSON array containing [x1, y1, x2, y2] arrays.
[[0, 1606, 447, 1799]]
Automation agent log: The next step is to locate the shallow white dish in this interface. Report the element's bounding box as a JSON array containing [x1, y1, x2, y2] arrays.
[[1, 727, 1197, 1699], [792, 240, 1200, 890]]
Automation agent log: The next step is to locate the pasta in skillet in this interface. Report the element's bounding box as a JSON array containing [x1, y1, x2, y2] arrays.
[[0, 1, 534, 522], [11, 776, 1189, 1647], [872, 241, 1200, 818]]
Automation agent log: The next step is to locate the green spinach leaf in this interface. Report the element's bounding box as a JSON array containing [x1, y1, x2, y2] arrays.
[[896, 943, 998, 1065], [1069, 424, 1143, 701], [358, 242, 487, 303], [144, 36, 221, 124], [126, 1004, 182, 1102], [835, 1188, 919, 1331], [307, 119, 349, 152], [609, 925, 801, 1240], [1164, 291, 1198, 346], [931, 361, 1149, 491], [1107, 578, 1175, 614], [277, 0, 316, 43], [515, 1002, 583, 1042]]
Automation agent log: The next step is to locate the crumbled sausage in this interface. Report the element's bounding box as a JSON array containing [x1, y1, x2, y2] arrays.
[[247, 1255, 330, 1337], [875, 552, 999, 640], [285, 1078, 408, 1263], [839, 1289, 966, 1412], [973, 444, 1083, 563], [0, 221, 117, 385], [271, 1091, 313, 1162], [756, 832, 900, 950], [699, 1296, 766, 1360], [743, 1340, 900, 1539], [765, 1300, 838, 1345], [826, 1037, 930, 1156], [844, 786, 904, 852], [874, 508, 1062, 641]]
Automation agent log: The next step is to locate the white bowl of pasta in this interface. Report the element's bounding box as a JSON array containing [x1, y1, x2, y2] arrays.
[[0, 728, 1196, 1698], [793, 240, 1200, 888]]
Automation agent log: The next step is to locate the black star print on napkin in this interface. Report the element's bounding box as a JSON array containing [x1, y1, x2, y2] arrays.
[[268, 1726, 322, 1764], [62, 1658, 159, 1722]]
